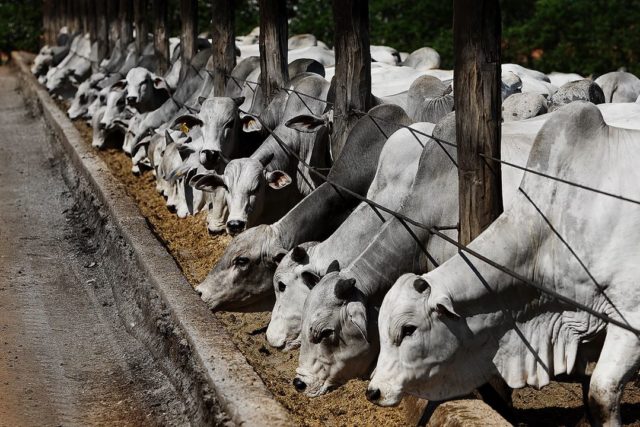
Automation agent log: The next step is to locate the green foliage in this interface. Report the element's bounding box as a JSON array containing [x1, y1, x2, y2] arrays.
[[0, 0, 42, 53], [502, 0, 640, 76], [5, 0, 639, 77]]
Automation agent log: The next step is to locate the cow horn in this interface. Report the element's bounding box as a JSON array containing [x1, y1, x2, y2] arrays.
[[326, 260, 340, 274], [260, 152, 274, 167], [334, 278, 356, 300], [413, 278, 429, 293], [291, 246, 307, 263]]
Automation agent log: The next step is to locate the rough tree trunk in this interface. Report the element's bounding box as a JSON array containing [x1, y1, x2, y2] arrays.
[[258, 0, 288, 108], [454, 0, 503, 246], [331, 0, 373, 159], [152, 0, 169, 75], [210, 0, 236, 97]]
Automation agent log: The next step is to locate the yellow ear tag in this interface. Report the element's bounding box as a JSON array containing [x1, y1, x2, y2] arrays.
[[180, 122, 190, 134]]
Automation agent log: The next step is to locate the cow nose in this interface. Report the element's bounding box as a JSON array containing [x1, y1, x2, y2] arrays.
[[292, 378, 306, 392], [365, 387, 381, 402], [196, 289, 203, 297], [126, 96, 137, 105], [226, 220, 246, 234], [199, 150, 219, 168]]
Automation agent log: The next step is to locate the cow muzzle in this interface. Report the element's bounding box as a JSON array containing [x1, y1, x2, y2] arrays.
[[199, 150, 220, 169], [126, 96, 138, 106], [226, 220, 246, 235]]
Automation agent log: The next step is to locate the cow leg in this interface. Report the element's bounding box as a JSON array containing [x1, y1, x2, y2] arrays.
[[206, 188, 228, 234], [588, 324, 640, 426]]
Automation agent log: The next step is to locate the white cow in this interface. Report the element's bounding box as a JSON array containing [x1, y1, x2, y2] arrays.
[[368, 102, 640, 427]]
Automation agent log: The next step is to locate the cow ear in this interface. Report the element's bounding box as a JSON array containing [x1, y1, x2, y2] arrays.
[[190, 173, 226, 192], [233, 96, 245, 106], [290, 246, 307, 263], [334, 278, 356, 300], [172, 115, 203, 132], [265, 170, 292, 190], [326, 260, 340, 274], [285, 114, 325, 133], [111, 79, 127, 90], [301, 271, 320, 288], [346, 301, 368, 342], [431, 296, 460, 319], [154, 77, 170, 92], [241, 114, 262, 133], [413, 277, 429, 293], [272, 248, 288, 265], [165, 129, 176, 144]]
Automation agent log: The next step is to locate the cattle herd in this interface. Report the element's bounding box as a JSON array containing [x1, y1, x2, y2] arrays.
[[32, 24, 640, 426]]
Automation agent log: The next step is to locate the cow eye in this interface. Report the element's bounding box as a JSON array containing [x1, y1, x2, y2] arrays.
[[400, 325, 417, 342], [278, 281, 286, 292], [319, 328, 333, 341], [233, 256, 249, 268], [100, 95, 106, 103], [224, 119, 234, 129], [79, 94, 86, 102]]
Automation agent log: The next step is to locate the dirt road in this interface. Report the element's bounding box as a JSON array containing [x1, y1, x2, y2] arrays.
[[0, 66, 189, 426]]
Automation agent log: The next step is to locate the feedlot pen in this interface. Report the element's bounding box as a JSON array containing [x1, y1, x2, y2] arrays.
[[66, 105, 640, 426]]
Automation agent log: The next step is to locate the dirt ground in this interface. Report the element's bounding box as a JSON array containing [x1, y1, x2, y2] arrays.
[[69, 116, 640, 426]]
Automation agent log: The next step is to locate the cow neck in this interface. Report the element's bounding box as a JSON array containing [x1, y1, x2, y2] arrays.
[[345, 216, 430, 303], [272, 182, 352, 251], [427, 207, 542, 319]]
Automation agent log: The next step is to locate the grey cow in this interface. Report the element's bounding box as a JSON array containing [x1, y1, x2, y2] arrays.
[[368, 102, 640, 427], [293, 112, 544, 397], [194, 104, 412, 312]]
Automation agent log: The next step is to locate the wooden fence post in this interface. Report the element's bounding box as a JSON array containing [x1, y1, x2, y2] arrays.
[[96, 0, 109, 63], [258, 0, 288, 107], [211, 0, 236, 96], [119, 0, 134, 47], [42, 0, 53, 45], [453, 0, 503, 246], [87, 0, 98, 43], [134, 0, 148, 53], [107, 0, 120, 55], [180, 0, 198, 80], [331, 0, 373, 159], [152, 0, 170, 75]]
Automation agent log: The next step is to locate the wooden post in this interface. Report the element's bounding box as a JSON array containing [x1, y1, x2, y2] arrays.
[[107, 0, 120, 54], [152, 0, 170, 75], [454, 0, 502, 246], [211, 0, 236, 96], [86, 0, 98, 43], [134, 0, 148, 53], [331, 0, 373, 159], [258, 0, 288, 107], [119, 0, 134, 47], [180, 0, 198, 80], [42, 0, 53, 45], [96, 0, 109, 62]]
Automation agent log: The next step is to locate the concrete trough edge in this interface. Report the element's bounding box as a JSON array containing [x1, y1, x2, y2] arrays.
[[12, 51, 293, 427]]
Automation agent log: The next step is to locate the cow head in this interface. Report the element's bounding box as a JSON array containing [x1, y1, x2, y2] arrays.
[[68, 79, 96, 120], [267, 244, 321, 350], [190, 156, 291, 235], [196, 97, 245, 168], [367, 273, 474, 407], [294, 265, 376, 397], [99, 80, 127, 131], [194, 224, 288, 311], [125, 67, 170, 113]]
